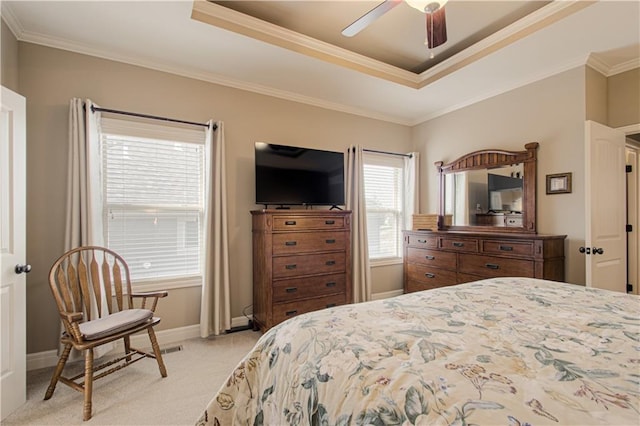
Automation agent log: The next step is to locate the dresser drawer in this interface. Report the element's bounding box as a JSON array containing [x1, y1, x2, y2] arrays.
[[482, 240, 534, 257], [407, 263, 457, 286], [407, 247, 456, 269], [273, 216, 345, 231], [273, 231, 346, 255], [273, 294, 346, 324], [440, 237, 479, 252], [273, 252, 345, 278], [406, 279, 457, 293], [458, 254, 534, 278], [406, 233, 438, 249], [505, 215, 523, 227], [457, 273, 482, 284], [272, 273, 346, 303]]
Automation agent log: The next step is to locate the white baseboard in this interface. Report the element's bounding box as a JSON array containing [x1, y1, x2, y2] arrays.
[[26, 349, 59, 372], [27, 316, 252, 372], [28, 302, 404, 371], [371, 289, 404, 300]]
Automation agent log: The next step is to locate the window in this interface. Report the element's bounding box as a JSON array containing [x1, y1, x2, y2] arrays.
[[100, 118, 206, 285], [363, 152, 407, 262]]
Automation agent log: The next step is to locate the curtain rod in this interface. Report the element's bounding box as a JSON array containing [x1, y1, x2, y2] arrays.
[[363, 148, 412, 158], [90, 105, 216, 131]]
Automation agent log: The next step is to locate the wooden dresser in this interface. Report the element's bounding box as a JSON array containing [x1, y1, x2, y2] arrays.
[[403, 230, 565, 293], [251, 210, 352, 332]]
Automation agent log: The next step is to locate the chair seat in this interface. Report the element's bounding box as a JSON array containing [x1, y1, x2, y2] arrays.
[[79, 308, 153, 340]]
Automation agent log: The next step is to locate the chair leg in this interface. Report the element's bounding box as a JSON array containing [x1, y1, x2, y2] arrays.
[[147, 327, 167, 378], [83, 348, 94, 421], [44, 343, 72, 400], [124, 336, 131, 362]]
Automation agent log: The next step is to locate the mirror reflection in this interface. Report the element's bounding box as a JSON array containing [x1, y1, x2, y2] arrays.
[[444, 164, 524, 227]]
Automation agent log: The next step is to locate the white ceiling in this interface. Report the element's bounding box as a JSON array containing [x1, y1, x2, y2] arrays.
[[2, 1, 639, 126]]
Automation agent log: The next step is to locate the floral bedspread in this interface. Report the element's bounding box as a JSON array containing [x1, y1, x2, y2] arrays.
[[197, 278, 640, 425]]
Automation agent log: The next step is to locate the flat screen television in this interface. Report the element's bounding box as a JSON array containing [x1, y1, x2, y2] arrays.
[[487, 173, 523, 212], [255, 142, 345, 207]]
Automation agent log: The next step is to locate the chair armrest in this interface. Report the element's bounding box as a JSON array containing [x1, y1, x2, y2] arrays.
[[60, 311, 84, 323], [59, 311, 84, 341], [130, 291, 168, 312]]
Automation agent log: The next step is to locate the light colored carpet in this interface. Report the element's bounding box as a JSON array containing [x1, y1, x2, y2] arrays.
[[3, 330, 261, 425]]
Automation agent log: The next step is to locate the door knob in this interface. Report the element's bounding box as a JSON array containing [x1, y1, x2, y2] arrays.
[[579, 246, 591, 255], [592, 247, 604, 255], [15, 264, 32, 274]]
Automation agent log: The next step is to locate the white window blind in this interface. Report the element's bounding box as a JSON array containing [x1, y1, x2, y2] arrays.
[[100, 118, 206, 282], [363, 152, 405, 261]]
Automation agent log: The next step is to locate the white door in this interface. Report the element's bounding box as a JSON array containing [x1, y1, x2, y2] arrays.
[[0, 86, 27, 420], [626, 145, 639, 295], [585, 120, 626, 292]]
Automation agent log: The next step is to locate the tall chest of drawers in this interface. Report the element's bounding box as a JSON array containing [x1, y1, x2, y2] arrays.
[[403, 230, 566, 293], [252, 210, 352, 332]]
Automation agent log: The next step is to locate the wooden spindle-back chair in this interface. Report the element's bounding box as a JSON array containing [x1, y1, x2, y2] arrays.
[[44, 246, 168, 421]]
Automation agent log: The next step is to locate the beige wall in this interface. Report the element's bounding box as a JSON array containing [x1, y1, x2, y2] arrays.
[[18, 42, 411, 353], [1, 19, 19, 91], [608, 68, 640, 128], [13, 34, 638, 355], [412, 67, 587, 285], [586, 66, 608, 125]]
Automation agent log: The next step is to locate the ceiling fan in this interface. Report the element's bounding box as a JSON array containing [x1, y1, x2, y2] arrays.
[[342, 0, 449, 53]]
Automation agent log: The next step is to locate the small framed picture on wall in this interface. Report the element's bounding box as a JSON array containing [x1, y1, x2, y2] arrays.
[[546, 172, 572, 194]]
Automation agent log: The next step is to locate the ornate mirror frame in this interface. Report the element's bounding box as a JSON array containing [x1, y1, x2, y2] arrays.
[[435, 142, 538, 233]]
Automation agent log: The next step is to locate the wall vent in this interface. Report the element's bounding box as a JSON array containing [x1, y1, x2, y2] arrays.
[[159, 345, 184, 355]]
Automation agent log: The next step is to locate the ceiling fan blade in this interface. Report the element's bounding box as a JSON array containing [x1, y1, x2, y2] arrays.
[[342, 0, 403, 37], [426, 7, 447, 48]]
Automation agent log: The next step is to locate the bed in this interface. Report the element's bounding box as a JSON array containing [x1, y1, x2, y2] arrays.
[[197, 278, 640, 425]]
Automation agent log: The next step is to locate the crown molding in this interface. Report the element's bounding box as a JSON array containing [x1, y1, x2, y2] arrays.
[[190, 0, 420, 89], [586, 54, 611, 76], [587, 54, 640, 77], [0, 2, 24, 38], [3, 0, 630, 128], [11, 25, 412, 126], [608, 58, 640, 76], [191, 0, 594, 91]]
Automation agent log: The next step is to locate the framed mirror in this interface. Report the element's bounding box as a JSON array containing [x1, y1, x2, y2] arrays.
[[435, 143, 538, 233]]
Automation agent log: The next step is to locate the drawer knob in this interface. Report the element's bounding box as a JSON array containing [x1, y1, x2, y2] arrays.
[[325, 220, 335, 225], [326, 303, 337, 308], [499, 245, 513, 251], [425, 255, 435, 260], [326, 282, 336, 287], [326, 239, 336, 244], [285, 287, 297, 293], [485, 263, 500, 270], [425, 273, 435, 279], [326, 260, 336, 266], [417, 239, 427, 244], [285, 241, 297, 246], [285, 264, 297, 270], [453, 242, 464, 247], [285, 310, 297, 316], [285, 220, 297, 226]]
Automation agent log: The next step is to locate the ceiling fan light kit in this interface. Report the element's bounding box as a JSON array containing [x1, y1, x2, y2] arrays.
[[405, 0, 449, 14]]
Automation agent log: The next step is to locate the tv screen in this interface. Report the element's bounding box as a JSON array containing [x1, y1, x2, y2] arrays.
[[255, 142, 345, 206], [487, 173, 523, 212]]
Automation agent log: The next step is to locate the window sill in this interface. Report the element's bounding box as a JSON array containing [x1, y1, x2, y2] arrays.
[[132, 275, 202, 292], [370, 258, 403, 268]]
